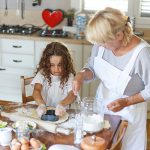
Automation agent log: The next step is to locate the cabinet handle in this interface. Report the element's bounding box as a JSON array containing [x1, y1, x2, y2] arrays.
[[12, 45, 22, 48], [0, 68, 6, 71], [13, 60, 22, 63]]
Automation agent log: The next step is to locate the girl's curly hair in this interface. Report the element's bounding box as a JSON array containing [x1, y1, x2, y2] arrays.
[[36, 42, 76, 88]]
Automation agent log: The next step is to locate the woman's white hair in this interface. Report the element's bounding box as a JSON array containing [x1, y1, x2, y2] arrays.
[[86, 7, 133, 46]]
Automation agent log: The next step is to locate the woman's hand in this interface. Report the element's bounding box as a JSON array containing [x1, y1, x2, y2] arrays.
[[72, 71, 84, 95], [36, 104, 47, 118], [107, 98, 128, 112]]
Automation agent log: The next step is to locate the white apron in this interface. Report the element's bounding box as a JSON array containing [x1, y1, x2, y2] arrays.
[[94, 43, 148, 150]]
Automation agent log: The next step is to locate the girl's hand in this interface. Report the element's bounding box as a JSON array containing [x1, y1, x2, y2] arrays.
[[72, 72, 84, 95], [36, 104, 47, 118], [107, 98, 128, 112], [55, 104, 66, 117]]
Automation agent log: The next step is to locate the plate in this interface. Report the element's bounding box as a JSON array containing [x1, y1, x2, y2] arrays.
[[12, 121, 36, 132]]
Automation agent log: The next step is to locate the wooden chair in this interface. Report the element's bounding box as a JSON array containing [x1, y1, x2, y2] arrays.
[[20, 76, 34, 104], [110, 120, 128, 150]]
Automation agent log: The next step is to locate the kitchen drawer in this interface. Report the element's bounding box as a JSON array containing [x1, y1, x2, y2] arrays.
[[0, 66, 34, 76], [2, 54, 34, 68], [1, 39, 34, 54]]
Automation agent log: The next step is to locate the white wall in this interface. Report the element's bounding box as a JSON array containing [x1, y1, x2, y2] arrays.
[[0, 0, 71, 27]]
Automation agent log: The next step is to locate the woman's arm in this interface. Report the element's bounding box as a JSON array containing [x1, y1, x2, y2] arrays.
[[32, 83, 46, 105], [72, 68, 93, 94], [107, 93, 144, 112]]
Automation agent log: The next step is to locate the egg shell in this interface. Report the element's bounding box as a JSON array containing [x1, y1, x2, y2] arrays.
[[11, 138, 20, 145], [11, 142, 21, 150], [30, 139, 41, 149], [21, 144, 30, 150]]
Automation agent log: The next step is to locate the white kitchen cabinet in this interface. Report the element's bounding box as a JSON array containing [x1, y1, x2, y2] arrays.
[[35, 41, 49, 68], [82, 45, 100, 98], [0, 38, 35, 102]]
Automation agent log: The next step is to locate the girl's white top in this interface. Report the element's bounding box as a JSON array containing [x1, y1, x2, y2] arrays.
[[31, 72, 74, 107]]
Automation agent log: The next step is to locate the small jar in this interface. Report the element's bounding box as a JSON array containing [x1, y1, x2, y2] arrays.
[[81, 135, 106, 150], [16, 126, 30, 140]]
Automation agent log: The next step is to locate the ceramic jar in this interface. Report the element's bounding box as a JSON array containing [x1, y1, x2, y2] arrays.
[[0, 127, 12, 146], [81, 135, 106, 150]]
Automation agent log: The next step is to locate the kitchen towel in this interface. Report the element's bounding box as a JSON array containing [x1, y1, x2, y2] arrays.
[[1, 111, 71, 135]]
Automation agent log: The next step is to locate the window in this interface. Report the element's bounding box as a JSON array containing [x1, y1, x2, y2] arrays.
[[140, 0, 150, 17], [82, 0, 150, 28], [84, 0, 128, 12]]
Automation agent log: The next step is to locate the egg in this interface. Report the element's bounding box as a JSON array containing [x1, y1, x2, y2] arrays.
[[11, 142, 21, 150], [21, 144, 29, 150], [20, 137, 29, 145], [30, 138, 41, 149], [11, 138, 20, 145], [29, 138, 36, 143]]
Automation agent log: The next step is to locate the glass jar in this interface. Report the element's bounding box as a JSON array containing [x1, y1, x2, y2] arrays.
[[75, 12, 87, 39], [82, 97, 104, 133], [16, 125, 30, 140]]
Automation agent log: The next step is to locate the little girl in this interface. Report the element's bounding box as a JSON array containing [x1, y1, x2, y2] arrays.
[[31, 42, 76, 117]]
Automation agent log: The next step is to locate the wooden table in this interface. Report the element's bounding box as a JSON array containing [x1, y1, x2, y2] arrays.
[[0, 100, 121, 150]]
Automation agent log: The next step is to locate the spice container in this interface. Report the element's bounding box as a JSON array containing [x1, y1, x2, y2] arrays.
[[81, 135, 106, 150]]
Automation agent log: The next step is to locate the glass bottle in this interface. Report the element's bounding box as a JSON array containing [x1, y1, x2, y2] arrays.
[[75, 11, 88, 39], [74, 113, 83, 145]]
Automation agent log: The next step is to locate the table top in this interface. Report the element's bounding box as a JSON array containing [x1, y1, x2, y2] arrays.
[[0, 100, 121, 149]]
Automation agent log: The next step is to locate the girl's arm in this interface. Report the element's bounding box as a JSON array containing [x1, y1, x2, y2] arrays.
[[32, 83, 46, 105], [58, 90, 76, 106]]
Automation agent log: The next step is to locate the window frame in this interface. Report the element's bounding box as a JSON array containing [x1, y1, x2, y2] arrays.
[[71, 0, 150, 28]]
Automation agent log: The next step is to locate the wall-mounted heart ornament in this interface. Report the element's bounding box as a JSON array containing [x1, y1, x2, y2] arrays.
[[42, 9, 64, 28]]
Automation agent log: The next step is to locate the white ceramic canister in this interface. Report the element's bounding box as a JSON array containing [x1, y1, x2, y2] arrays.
[[0, 127, 12, 146]]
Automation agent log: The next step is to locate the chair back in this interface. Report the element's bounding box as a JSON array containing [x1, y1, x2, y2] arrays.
[[20, 76, 34, 104], [110, 120, 128, 150]]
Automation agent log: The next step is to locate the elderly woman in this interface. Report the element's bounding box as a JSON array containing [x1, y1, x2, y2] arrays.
[[73, 7, 150, 150]]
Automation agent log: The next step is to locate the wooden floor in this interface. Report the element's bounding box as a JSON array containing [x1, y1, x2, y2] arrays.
[[147, 119, 150, 150]]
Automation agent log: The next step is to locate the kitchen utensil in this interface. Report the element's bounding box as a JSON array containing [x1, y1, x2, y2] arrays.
[[21, 0, 25, 19], [4, 0, 8, 16], [41, 110, 59, 121], [16, 0, 20, 16], [42, 9, 64, 28]]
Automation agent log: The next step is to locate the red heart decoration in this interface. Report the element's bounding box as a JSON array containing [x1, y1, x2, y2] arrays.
[[42, 9, 64, 28]]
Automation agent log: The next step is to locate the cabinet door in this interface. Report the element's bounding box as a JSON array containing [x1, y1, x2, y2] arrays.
[[35, 41, 49, 68], [65, 43, 82, 72], [82, 45, 100, 98], [0, 38, 35, 102]]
